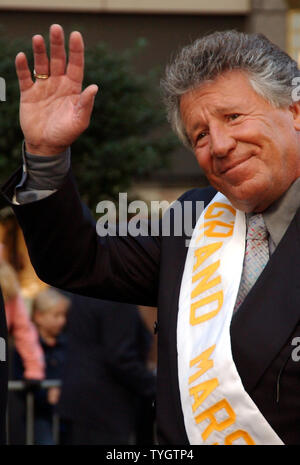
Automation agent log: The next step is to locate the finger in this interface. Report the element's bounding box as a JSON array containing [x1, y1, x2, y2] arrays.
[[66, 31, 84, 84], [49, 23, 66, 76], [32, 34, 49, 76], [15, 52, 34, 92], [76, 84, 99, 124]]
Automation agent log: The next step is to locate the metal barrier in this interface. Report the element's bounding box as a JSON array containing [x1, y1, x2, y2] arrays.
[[7, 379, 62, 445]]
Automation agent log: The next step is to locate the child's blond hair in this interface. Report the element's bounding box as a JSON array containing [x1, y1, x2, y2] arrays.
[[32, 288, 70, 321]]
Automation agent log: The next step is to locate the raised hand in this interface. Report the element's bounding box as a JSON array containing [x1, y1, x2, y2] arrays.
[[15, 24, 98, 155]]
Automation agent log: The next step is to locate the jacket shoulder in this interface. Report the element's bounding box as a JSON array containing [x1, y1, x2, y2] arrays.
[[177, 186, 217, 205]]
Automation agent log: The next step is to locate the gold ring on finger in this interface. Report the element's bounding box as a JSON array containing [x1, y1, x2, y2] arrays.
[[33, 69, 49, 80]]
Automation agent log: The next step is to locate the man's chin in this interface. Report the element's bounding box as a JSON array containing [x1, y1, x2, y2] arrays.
[[216, 188, 260, 213], [210, 179, 264, 212]]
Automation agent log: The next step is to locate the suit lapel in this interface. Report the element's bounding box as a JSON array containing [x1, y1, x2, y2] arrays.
[[230, 207, 300, 393]]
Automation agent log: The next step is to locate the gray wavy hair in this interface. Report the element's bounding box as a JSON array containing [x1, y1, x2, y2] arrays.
[[161, 30, 300, 148]]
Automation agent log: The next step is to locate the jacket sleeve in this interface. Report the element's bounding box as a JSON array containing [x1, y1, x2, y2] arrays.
[[8, 295, 45, 380], [2, 169, 161, 307]]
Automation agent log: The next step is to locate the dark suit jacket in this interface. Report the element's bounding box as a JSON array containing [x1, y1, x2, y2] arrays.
[[3, 168, 300, 445], [57, 293, 155, 437]]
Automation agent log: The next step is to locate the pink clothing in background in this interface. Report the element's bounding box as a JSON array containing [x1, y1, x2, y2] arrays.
[[5, 295, 45, 380]]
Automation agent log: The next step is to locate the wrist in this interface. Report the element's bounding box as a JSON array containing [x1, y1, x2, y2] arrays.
[[25, 141, 68, 156]]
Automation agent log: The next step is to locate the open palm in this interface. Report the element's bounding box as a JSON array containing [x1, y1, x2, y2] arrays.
[[15, 24, 98, 155]]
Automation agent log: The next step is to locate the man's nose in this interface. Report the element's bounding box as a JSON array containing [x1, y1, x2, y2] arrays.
[[209, 124, 236, 158]]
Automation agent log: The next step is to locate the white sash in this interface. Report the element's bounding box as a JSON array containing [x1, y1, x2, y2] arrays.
[[177, 192, 283, 445]]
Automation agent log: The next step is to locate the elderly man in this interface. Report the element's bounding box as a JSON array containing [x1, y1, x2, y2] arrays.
[[3, 25, 300, 445]]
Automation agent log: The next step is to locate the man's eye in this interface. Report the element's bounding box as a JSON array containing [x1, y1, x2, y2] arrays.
[[196, 132, 208, 142], [228, 113, 240, 121]]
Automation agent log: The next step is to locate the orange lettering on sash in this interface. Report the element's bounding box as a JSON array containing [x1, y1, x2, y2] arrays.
[[224, 430, 255, 445], [205, 202, 236, 220], [192, 261, 221, 299], [195, 202, 236, 242], [190, 291, 223, 325], [193, 242, 223, 273], [189, 345, 216, 385], [189, 379, 219, 413], [196, 220, 234, 243], [195, 399, 236, 441]]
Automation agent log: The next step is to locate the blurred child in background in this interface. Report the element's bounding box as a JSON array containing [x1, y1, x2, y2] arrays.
[[14, 287, 69, 444], [31, 287, 69, 444]]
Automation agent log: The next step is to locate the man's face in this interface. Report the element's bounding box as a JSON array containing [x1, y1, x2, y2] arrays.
[[180, 70, 300, 212]]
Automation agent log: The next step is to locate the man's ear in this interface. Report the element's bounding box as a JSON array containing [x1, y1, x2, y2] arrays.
[[289, 101, 300, 130]]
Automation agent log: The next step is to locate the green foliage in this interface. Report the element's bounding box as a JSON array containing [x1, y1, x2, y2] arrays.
[[0, 33, 177, 209], [0, 35, 30, 180]]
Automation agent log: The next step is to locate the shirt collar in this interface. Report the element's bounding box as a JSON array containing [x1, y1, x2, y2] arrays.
[[263, 177, 300, 248]]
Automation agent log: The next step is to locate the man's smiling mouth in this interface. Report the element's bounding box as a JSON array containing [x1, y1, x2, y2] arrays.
[[218, 155, 254, 175]]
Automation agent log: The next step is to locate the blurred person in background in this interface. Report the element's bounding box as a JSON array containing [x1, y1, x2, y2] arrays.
[[0, 247, 45, 383], [13, 287, 69, 445], [0, 245, 46, 445], [57, 293, 156, 445]]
